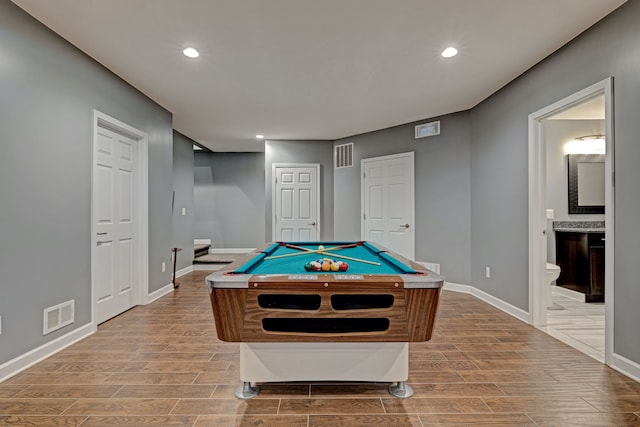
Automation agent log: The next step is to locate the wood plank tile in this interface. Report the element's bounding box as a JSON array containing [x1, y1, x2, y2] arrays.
[[381, 397, 491, 414], [3, 372, 111, 385], [580, 395, 640, 412], [309, 414, 423, 426], [194, 415, 309, 426], [482, 396, 597, 413], [213, 384, 310, 399], [0, 416, 88, 426], [104, 372, 198, 385], [170, 398, 280, 415], [528, 412, 640, 426], [141, 361, 230, 372], [418, 413, 536, 426], [409, 383, 505, 397], [79, 415, 198, 426], [0, 399, 77, 415], [113, 385, 215, 398], [14, 385, 122, 398], [278, 398, 384, 414], [0, 385, 29, 398], [63, 398, 178, 415]]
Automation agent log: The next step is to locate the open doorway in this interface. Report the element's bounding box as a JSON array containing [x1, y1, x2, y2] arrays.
[[528, 78, 614, 364]]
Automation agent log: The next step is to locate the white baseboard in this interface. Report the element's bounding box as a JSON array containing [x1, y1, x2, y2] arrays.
[[145, 282, 174, 304], [194, 239, 211, 245], [209, 248, 255, 254], [176, 265, 193, 278], [193, 263, 226, 271], [444, 282, 531, 325], [0, 322, 95, 382], [610, 352, 640, 383], [552, 285, 585, 302]]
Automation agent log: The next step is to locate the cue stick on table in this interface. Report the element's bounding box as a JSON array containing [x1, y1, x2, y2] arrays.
[[264, 245, 351, 260], [291, 243, 381, 266], [265, 244, 381, 266]]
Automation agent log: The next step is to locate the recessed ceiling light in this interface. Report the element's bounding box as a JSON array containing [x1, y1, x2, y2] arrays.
[[183, 47, 199, 58], [441, 47, 458, 58], [256, 134, 265, 139]]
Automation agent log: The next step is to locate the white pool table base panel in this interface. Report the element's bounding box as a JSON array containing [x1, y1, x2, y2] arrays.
[[237, 342, 412, 399]]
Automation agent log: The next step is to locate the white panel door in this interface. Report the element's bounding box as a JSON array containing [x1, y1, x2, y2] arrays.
[[274, 165, 319, 241], [94, 127, 137, 323], [362, 152, 415, 259]]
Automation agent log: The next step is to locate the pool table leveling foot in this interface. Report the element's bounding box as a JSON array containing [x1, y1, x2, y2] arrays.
[[389, 381, 414, 398], [235, 382, 259, 400]]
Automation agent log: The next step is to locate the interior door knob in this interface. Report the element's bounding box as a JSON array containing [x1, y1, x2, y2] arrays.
[[309, 222, 316, 226], [401, 224, 410, 228]]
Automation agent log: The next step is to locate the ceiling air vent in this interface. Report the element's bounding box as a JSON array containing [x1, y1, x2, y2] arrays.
[[415, 121, 440, 139], [335, 143, 353, 168]]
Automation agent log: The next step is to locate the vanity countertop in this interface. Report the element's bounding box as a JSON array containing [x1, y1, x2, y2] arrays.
[[552, 221, 605, 233]]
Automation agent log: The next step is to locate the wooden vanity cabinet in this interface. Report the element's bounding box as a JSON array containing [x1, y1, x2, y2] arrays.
[[555, 231, 605, 303]]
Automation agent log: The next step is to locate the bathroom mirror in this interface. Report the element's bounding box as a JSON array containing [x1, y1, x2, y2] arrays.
[[568, 154, 605, 214]]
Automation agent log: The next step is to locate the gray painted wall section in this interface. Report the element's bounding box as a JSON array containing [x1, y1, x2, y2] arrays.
[[172, 132, 195, 271], [469, 1, 640, 361], [265, 140, 335, 242], [544, 120, 605, 263], [0, 2, 173, 364], [333, 112, 471, 285], [194, 152, 266, 248]]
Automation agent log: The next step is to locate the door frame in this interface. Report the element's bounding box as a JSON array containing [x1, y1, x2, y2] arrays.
[[527, 77, 614, 363], [91, 109, 149, 325], [361, 151, 415, 260], [271, 163, 321, 241]]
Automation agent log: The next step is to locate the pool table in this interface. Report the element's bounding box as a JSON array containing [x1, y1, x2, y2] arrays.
[[205, 241, 444, 399]]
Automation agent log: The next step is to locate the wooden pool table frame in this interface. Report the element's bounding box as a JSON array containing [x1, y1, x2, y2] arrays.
[[206, 241, 444, 399]]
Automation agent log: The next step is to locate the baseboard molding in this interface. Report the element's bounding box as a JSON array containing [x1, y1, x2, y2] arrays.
[[610, 352, 640, 383], [176, 265, 193, 278], [209, 248, 255, 254], [0, 322, 95, 382], [552, 285, 585, 302], [445, 281, 640, 383], [444, 282, 532, 325], [145, 282, 174, 304]]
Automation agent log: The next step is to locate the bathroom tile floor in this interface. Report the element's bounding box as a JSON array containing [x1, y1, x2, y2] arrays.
[[540, 288, 605, 362]]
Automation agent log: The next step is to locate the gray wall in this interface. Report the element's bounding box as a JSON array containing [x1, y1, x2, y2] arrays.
[[265, 140, 335, 242], [469, 1, 640, 361], [333, 112, 471, 285], [172, 132, 195, 271], [194, 152, 266, 248], [0, 2, 173, 364], [545, 120, 605, 262]]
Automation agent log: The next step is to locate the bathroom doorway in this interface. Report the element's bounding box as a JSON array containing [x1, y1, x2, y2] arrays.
[[528, 78, 614, 364]]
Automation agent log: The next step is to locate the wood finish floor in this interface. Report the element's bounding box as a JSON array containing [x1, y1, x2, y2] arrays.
[[1, 271, 640, 426]]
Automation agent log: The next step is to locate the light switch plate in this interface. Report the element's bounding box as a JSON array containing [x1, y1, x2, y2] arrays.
[[546, 209, 554, 219]]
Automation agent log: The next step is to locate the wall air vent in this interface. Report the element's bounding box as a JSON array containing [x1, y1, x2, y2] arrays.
[[43, 299, 75, 335], [335, 142, 354, 168], [415, 121, 440, 139]]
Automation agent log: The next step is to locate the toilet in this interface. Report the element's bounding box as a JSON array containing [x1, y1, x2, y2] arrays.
[[546, 263, 562, 309]]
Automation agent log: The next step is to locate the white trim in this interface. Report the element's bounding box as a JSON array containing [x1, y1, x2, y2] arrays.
[[610, 353, 640, 383], [361, 151, 416, 260], [271, 163, 321, 241], [145, 283, 174, 305], [443, 282, 531, 323], [527, 78, 614, 364], [209, 248, 255, 254], [91, 110, 149, 325], [0, 323, 95, 383], [194, 239, 211, 245], [176, 265, 194, 278], [445, 283, 640, 381]]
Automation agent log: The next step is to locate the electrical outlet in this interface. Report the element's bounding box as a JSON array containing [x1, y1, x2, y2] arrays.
[[162, 262, 166, 273], [181, 207, 187, 216], [485, 266, 491, 278]]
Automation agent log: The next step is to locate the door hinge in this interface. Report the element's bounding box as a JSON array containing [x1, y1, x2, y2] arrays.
[[275, 176, 278, 184], [363, 171, 365, 179], [363, 213, 366, 220]]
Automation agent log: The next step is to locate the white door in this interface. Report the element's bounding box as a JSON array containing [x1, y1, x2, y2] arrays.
[[94, 127, 137, 323], [362, 152, 415, 259], [273, 165, 320, 241]]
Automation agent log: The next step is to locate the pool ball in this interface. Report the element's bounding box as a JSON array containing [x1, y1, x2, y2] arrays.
[[339, 262, 349, 271]]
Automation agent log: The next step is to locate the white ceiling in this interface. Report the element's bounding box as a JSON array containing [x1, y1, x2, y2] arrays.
[[13, 0, 625, 152]]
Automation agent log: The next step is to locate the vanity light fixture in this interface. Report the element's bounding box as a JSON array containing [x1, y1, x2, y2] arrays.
[[564, 134, 606, 155], [441, 47, 458, 58], [256, 134, 265, 140], [183, 47, 200, 58]]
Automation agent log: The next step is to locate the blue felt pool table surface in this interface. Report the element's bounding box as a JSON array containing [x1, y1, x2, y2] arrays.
[[234, 241, 418, 276]]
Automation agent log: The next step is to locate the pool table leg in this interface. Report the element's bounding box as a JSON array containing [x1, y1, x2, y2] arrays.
[[235, 381, 260, 400], [389, 381, 413, 398]]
